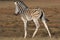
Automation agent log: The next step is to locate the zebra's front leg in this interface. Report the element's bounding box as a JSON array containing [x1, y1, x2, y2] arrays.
[[24, 20, 27, 38], [32, 19, 40, 38], [21, 17, 27, 38]]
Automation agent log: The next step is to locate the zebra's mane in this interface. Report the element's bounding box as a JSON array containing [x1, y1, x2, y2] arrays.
[[16, 0, 28, 10]]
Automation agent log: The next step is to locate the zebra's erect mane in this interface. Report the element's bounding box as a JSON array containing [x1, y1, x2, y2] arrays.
[[19, 1, 28, 9], [16, 1, 28, 10]]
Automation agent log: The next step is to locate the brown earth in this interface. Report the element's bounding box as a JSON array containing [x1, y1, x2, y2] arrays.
[[0, 0, 60, 40]]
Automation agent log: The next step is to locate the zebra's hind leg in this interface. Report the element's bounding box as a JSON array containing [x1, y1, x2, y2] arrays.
[[32, 19, 40, 38], [42, 17, 51, 38]]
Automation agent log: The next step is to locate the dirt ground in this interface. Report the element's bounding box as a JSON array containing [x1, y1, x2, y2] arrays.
[[0, 0, 60, 40]]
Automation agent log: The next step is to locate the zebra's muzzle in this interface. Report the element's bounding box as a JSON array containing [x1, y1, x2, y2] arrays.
[[14, 12, 20, 16]]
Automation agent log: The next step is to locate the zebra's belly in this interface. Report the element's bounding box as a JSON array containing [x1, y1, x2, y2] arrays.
[[25, 15, 32, 21]]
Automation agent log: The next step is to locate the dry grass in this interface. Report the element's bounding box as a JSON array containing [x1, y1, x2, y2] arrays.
[[0, 0, 60, 40]]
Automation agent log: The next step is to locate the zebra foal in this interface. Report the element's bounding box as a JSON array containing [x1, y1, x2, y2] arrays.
[[14, 1, 51, 38]]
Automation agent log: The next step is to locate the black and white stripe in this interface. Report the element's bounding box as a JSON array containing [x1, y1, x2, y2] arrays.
[[14, 1, 51, 38]]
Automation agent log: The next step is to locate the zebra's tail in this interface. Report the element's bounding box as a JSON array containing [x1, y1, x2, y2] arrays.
[[40, 10, 49, 22]]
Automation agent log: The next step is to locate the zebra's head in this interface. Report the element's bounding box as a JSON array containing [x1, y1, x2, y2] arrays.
[[14, 1, 28, 16], [14, 1, 20, 16], [14, 1, 23, 15]]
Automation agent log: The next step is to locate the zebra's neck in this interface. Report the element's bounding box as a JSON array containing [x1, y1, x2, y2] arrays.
[[18, 1, 28, 10]]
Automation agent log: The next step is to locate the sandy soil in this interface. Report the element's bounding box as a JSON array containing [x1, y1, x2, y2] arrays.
[[0, 0, 60, 40]]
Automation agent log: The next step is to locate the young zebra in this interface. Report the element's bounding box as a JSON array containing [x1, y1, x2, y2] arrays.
[[14, 1, 51, 38]]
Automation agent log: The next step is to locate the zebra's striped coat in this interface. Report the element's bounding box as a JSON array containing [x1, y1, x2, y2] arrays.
[[14, 1, 51, 38]]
